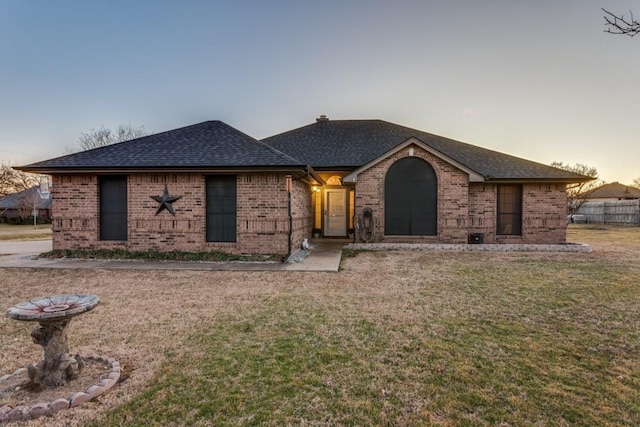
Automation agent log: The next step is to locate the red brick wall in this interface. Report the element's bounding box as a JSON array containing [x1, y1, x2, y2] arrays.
[[51, 172, 312, 256], [51, 175, 99, 250], [354, 144, 568, 244], [468, 183, 495, 240], [234, 173, 288, 255], [469, 183, 568, 244], [523, 183, 568, 244], [355, 145, 469, 243], [290, 178, 313, 252]]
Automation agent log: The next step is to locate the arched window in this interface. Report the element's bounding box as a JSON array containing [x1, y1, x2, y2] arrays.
[[384, 157, 437, 235]]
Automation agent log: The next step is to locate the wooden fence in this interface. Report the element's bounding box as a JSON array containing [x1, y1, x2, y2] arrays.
[[576, 200, 640, 225]]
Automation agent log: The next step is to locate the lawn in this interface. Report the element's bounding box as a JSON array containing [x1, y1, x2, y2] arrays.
[[0, 224, 51, 241], [1, 225, 639, 426]]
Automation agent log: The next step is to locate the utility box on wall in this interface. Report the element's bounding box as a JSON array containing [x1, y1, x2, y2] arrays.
[[468, 233, 484, 244]]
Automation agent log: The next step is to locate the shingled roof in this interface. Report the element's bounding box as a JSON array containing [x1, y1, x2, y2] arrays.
[[20, 118, 590, 184], [587, 182, 640, 199], [0, 186, 51, 210], [262, 119, 590, 182], [19, 121, 309, 173]]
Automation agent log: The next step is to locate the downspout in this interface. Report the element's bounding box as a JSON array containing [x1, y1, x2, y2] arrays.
[[283, 169, 320, 261], [285, 175, 293, 261]]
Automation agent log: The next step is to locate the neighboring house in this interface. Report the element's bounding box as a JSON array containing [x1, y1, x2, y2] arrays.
[[18, 118, 590, 257], [0, 185, 52, 221], [584, 182, 640, 201], [574, 182, 640, 226]]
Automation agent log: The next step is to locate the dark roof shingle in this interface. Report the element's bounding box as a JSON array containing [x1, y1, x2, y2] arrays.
[[262, 119, 589, 182], [587, 182, 640, 199], [20, 118, 591, 183], [0, 186, 51, 210], [20, 121, 306, 172]]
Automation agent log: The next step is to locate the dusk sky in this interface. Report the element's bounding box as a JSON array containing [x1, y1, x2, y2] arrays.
[[1, 1, 638, 184]]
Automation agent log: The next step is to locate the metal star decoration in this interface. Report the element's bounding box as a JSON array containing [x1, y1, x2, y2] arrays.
[[151, 184, 183, 216]]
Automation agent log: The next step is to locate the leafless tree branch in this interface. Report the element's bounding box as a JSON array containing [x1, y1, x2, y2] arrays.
[[603, 8, 640, 37], [551, 161, 602, 215], [66, 124, 147, 153], [0, 163, 41, 197]]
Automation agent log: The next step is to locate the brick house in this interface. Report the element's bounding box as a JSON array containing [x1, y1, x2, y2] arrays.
[[0, 185, 52, 222], [583, 182, 640, 201], [19, 118, 590, 257]]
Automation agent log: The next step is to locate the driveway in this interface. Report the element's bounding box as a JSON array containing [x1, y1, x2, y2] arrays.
[[0, 240, 52, 258]]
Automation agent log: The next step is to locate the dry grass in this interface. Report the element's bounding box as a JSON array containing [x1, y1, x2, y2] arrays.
[[0, 224, 51, 241], [1, 225, 639, 426]]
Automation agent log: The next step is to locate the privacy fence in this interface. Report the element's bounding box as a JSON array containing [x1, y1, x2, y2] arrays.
[[576, 200, 640, 226]]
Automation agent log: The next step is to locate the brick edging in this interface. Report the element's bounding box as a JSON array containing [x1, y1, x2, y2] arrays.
[[0, 355, 120, 423], [345, 242, 593, 253]]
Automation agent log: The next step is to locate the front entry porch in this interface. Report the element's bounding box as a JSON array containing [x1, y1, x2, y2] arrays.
[[311, 175, 354, 238]]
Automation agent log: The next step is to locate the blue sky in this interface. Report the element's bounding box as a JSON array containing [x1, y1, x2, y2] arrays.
[[1, 1, 639, 184]]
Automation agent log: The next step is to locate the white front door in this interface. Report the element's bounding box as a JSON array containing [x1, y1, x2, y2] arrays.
[[324, 189, 347, 236]]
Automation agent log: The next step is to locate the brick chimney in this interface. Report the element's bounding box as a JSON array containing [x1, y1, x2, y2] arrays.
[[316, 115, 329, 123]]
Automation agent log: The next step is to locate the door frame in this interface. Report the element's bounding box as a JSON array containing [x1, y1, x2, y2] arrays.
[[323, 188, 347, 237]]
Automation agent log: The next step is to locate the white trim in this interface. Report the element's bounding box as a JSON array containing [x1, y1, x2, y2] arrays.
[[342, 137, 485, 183]]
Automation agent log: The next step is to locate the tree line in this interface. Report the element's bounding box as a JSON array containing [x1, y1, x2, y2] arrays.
[[2, 124, 146, 197], [1, 125, 146, 223]]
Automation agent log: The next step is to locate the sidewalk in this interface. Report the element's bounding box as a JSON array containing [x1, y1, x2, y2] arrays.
[[0, 240, 344, 272]]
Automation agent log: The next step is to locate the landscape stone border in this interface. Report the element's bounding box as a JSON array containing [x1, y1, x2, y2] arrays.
[[345, 242, 593, 253], [0, 355, 120, 424]]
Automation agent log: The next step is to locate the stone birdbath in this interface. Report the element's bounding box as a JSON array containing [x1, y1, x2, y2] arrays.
[[6, 294, 100, 389]]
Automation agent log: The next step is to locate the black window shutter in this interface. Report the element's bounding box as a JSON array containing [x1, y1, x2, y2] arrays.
[[99, 176, 128, 241], [206, 176, 237, 242], [497, 185, 523, 235]]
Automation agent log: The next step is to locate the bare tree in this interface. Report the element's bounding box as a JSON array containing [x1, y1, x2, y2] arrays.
[[0, 163, 40, 197], [551, 162, 602, 215], [633, 177, 640, 188], [17, 187, 46, 227], [67, 124, 146, 152], [603, 8, 640, 37]]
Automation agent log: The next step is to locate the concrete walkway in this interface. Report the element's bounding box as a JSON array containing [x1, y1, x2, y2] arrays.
[[0, 240, 344, 272]]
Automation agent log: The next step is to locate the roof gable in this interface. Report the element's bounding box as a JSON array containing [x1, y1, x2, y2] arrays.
[[343, 137, 485, 184], [20, 121, 308, 173], [0, 186, 51, 210], [263, 119, 591, 182], [588, 182, 640, 199]]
